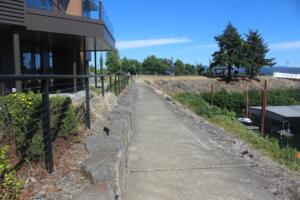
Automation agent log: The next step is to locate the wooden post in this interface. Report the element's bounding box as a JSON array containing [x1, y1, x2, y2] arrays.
[[101, 76, 104, 97], [260, 80, 267, 135], [211, 84, 214, 105], [109, 76, 112, 92], [246, 89, 249, 117]]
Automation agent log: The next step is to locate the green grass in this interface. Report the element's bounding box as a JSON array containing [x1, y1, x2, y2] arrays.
[[174, 93, 300, 171]]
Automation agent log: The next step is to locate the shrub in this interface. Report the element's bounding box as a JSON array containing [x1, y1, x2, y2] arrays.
[[0, 93, 78, 161], [50, 95, 78, 138], [201, 88, 300, 115], [0, 146, 23, 200]]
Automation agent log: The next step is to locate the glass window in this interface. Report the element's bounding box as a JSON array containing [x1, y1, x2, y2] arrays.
[[26, 0, 52, 11], [83, 0, 100, 20], [59, 0, 69, 11], [21, 52, 32, 74]]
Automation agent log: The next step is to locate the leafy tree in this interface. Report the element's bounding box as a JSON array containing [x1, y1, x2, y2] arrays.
[[174, 59, 185, 75], [142, 55, 169, 74], [212, 22, 244, 81], [244, 30, 276, 78], [106, 49, 122, 74], [184, 64, 196, 75], [121, 57, 142, 75], [195, 63, 205, 75]]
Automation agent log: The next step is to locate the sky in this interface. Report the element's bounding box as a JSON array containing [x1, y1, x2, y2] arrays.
[[103, 0, 300, 67]]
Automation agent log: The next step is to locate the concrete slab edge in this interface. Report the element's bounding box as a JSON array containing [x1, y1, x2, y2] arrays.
[[73, 82, 138, 200]]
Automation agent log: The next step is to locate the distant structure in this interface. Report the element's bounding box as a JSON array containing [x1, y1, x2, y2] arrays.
[[273, 72, 300, 80]]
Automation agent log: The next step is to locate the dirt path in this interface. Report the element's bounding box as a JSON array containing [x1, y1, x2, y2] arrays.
[[126, 82, 288, 200]]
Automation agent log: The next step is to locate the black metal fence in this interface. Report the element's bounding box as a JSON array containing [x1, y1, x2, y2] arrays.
[[0, 74, 131, 173]]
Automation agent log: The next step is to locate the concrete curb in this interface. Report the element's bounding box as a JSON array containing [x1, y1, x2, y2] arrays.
[[73, 82, 138, 200]]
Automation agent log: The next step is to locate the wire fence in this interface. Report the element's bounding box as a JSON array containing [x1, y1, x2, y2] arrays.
[[0, 74, 131, 173]]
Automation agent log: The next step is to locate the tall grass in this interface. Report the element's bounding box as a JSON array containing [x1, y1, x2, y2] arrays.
[[175, 93, 300, 171]]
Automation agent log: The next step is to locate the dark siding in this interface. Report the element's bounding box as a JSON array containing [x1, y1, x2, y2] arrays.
[[0, 30, 14, 74], [0, 0, 25, 26]]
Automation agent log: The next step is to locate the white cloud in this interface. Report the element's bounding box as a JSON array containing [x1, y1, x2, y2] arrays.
[[270, 40, 300, 50], [193, 44, 217, 49], [116, 37, 191, 50]]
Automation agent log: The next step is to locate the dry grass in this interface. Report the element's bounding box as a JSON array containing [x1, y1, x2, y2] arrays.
[[138, 75, 300, 95]]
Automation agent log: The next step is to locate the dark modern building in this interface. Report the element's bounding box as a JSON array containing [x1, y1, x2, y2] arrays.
[[0, 0, 115, 91]]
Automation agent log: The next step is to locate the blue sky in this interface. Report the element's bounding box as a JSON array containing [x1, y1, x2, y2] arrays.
[[104, 0, 300, 67]]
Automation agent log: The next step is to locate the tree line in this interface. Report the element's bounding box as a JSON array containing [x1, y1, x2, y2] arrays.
[[105, 22, 275, 80], [105, 51, 205, 76], [211, 22, 276, 81]]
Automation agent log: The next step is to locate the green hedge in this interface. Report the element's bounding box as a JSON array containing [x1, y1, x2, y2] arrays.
[[0, 92, 78, 161], [174, 93, 300, 171], [0, 146, 22, 200], [201, 88, 300, 115]]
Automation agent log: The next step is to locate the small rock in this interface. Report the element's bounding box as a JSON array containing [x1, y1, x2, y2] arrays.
[[269, 188, 279, 196], [241, 150, 249, 155], [296, 186, 300, 199]]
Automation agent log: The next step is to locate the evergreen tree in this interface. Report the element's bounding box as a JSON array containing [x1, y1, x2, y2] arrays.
[[106, 49, 122, 74], [244, 30, 276, 78], [212, 22, 244, 81]]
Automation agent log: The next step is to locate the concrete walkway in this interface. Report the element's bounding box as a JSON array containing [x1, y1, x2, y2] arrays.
[[126, 82, 274, 200]]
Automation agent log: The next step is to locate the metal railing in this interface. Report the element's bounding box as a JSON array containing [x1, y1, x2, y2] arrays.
[[0, 74, 131, 173]]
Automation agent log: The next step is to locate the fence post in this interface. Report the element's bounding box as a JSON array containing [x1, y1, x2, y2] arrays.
[[84, 77, 91, 129], [210, 84, 214, 105], [114, 75, 117, 95], [260, 80, 267, 135], [101, 76, 104, 97], [109, 75, 112, 92], [42, 78, 53, 173], [120, 75, 123, 93], [118, 76, 121, 95]]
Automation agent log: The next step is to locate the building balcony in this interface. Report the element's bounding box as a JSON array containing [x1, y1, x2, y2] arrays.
[[24, 0, 114, 50]]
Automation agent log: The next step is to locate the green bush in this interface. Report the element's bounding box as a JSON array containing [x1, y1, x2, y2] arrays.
[[0, 146, 23, 200], [50, 95, 78, 138], [201, 88, 300, 115], [174, 92, 300, 171], [0, 93, 78, 161]]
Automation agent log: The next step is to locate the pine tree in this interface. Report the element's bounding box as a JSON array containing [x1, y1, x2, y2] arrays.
[[244, 30, 276, 78], [212, 22, 244, 81]]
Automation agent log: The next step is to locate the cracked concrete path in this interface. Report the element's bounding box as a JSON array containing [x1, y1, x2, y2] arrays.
[[126, 82, 275, 200]]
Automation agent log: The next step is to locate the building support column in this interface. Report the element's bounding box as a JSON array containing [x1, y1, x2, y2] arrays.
[[94, 38, 97, 88], [13, 31, 22, 91], [73, 40, 77, 92]]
